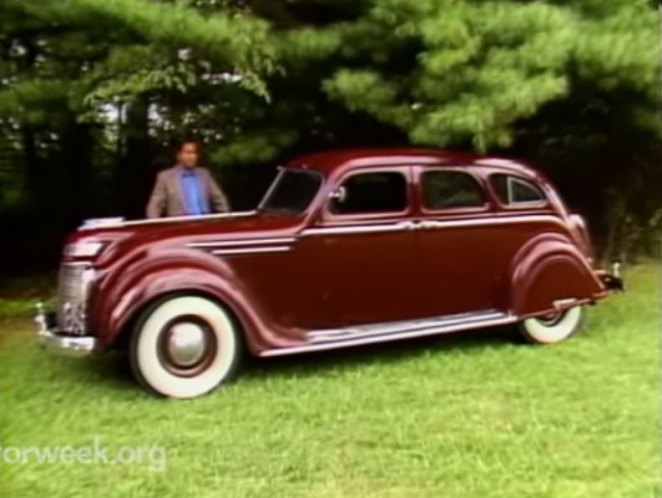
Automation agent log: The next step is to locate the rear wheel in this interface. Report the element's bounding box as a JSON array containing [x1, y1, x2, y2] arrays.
[[519, 306, 583, 345], [129, 295, 242, 399]]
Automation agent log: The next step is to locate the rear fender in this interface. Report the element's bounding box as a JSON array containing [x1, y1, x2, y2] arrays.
[[509, 233, 604, 317]]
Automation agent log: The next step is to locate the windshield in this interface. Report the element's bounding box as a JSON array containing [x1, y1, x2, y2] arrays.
[[260, 169, 323, 215]]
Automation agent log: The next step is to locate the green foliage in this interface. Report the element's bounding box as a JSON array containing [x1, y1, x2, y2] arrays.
[[209, 129, 299, 166], [2, 0, 657, 157], [0, 0, 278, 126], [0, 0, 660, 263], [317, 0, 659, 150], [0, 298, 56, 319], [276, 27, 343, 64], [73, 0, 278, 98]]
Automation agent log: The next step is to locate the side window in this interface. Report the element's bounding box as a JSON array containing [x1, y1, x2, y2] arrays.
[[421, 171, 486, 210], [491, 174, 546, 205], [330, 172, 407, 215]]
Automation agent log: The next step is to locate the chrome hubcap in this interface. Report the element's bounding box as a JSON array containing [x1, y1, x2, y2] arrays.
[[166, 322, 208, 367]]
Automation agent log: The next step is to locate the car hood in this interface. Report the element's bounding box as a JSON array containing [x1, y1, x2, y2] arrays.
[[65, 212, 305, 266]]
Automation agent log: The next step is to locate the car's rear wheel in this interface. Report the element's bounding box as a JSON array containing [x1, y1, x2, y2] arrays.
[[519, 306, 583, 345], [129, 295, 242, 399]]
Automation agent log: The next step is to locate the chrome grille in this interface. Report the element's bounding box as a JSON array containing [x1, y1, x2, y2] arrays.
[[57, 263, 93, 335]]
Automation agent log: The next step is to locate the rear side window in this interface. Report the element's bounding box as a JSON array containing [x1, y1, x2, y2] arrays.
[[491, 174, 546, 205], [330, 172, 407, 215], [421, 171, 486, 210]]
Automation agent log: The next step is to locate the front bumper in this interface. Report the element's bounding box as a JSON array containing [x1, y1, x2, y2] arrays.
[[35, 305, 98, 358]]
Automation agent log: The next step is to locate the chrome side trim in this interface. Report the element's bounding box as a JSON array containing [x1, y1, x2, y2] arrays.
[[259, 314, 517, 357], [303, 221, 416, 237], [189, 238, 297, 249], [302, 215, 565, 237], [211, 246, 292, 256], [308, 310, 507, 343], [79, 211, 257, 231]]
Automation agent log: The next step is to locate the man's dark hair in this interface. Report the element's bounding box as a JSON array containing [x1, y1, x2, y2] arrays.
[[174, 137, 199, 153]]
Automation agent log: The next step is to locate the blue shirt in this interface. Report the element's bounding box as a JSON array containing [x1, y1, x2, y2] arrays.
[[179, 167, 209, 215]]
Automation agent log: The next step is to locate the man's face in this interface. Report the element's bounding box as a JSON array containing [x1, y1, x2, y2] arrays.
[[177, 142, 199, 168]]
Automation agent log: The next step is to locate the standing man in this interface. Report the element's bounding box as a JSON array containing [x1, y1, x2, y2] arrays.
[[146, 139, 230, 218]]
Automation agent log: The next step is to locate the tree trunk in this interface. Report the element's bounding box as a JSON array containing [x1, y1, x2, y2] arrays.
[[60, 120, 94, 229], [116, 96, 152, 219]]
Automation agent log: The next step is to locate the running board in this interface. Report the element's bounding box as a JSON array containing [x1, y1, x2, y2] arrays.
[[259, 310, 517, 358]]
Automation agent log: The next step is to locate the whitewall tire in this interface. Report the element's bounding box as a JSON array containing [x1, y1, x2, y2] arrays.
[[130, 295, 242, 399], [519, 306, 583, 345]]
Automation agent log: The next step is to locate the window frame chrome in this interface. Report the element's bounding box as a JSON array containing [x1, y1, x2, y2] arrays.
[[418, 167, 492, 216], [257, 166, 325, 216], [321, 166, 413, 223], [488, 173, 550, 210]]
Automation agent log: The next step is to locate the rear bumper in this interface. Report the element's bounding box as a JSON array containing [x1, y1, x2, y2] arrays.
[[596, 263, 625, 292], [35, 306, 98, 358], [600, 274, 625, 292]]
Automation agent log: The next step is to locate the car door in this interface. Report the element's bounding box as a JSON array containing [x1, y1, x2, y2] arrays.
[[413, 166, 500, 317], [298, 167, 419, 329]]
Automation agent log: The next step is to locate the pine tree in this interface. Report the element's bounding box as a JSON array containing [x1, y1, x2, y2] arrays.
[[310, 0, 659, 151]]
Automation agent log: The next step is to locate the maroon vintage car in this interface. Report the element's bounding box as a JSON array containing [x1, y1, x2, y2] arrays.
[[36, 148, 622, 398]]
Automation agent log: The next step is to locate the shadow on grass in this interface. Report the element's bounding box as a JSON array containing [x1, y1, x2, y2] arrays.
[[30, 324, 522, 397]]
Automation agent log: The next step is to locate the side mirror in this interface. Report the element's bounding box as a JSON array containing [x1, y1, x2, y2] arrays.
[[329, 186, 347, 204]]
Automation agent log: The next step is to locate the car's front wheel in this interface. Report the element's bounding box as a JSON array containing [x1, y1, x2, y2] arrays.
[[519, 306, 583, 345], [130, 295, 242, 399]]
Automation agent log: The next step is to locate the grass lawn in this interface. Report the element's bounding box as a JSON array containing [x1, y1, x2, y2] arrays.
[[0, 264, 659, 497]]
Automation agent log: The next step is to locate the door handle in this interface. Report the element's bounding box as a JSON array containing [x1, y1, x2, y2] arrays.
[[418, 220, 443, 230], [398, 221, 418, 231], [398, 220, 444, 231]]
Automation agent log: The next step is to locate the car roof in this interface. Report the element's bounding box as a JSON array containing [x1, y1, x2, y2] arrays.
[[286, 148, 536, 177]]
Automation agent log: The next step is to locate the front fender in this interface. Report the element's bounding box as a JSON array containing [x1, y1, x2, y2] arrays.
[[91, 248, 292, 354], [509, 233, 604, 317]]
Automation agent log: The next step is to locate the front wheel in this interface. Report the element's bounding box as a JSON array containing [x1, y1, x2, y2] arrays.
[[130, 295, 242, 399], [519, 306, 583, 345]]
